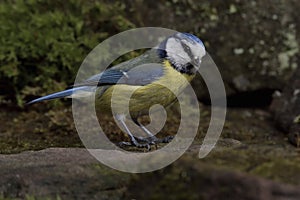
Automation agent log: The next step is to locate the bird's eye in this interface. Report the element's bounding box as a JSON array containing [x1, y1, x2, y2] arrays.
[[182, 43, 191, 52]]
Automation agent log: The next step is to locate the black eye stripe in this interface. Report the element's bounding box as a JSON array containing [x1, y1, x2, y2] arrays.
[[182, 43, 190, 51], [181, 43, 194, 59]]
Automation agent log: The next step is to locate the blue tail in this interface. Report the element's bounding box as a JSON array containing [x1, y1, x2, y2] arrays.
[[27, 86, 92, 104]]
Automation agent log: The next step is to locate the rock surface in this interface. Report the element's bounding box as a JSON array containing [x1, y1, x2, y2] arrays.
[[271, 57, 300, 146], [127, 156, 300, 200], [1, 146, 300, 200], [2, 105, 300, 199], [0, 148, 130, 199]]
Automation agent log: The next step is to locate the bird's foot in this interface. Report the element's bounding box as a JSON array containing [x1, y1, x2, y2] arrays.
[[119, 140, 151, 151], [134, 135, 174, 145], [119, 135, 174, 150]]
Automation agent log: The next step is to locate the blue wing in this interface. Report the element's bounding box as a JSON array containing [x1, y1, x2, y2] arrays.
[[27, 50, 165, 104], [74, 63, 164, 87]]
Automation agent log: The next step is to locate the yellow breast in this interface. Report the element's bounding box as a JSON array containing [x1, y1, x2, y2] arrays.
[[95, 60, 195, 118]]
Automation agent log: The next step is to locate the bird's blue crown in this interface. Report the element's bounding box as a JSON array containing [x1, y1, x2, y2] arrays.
[[182, 33, 205, 48], [157, 32, 205, 59]]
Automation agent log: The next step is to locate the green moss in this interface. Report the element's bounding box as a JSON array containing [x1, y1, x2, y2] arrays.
[[0, 106, 83, 154], [0, 0, 135, 106], [250, 159, 300, 185], [199, 144, 300, 185]]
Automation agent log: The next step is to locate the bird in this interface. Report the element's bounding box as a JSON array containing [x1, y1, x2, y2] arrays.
[[28, 32, 206, 150]]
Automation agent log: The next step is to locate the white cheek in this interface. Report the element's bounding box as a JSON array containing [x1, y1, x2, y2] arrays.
[[176, 51, 190, 61], [166, 38, 190, 62], [165, 38, 180, 52]]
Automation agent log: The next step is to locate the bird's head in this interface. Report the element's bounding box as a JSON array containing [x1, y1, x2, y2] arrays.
[[157, 32, 206, 75]]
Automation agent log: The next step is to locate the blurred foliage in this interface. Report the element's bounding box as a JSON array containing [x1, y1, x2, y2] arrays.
[[0, 0, 135, 106], [1, 0, 298, 107]]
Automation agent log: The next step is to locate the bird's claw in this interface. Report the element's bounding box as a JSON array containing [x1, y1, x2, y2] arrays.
[[119, 135, 174, 150], [119, 141, 151, 151], [161, 135, 174, 143], [135, 135, 174, 144]]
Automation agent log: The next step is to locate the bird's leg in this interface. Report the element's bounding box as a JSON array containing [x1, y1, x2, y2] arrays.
[[115, 114, 150, 150], [139, 124, 174, 144], [133, 118, 174, 144]]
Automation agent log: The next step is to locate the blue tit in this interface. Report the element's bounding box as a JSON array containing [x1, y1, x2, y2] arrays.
[[28, 32, 206, 149]]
